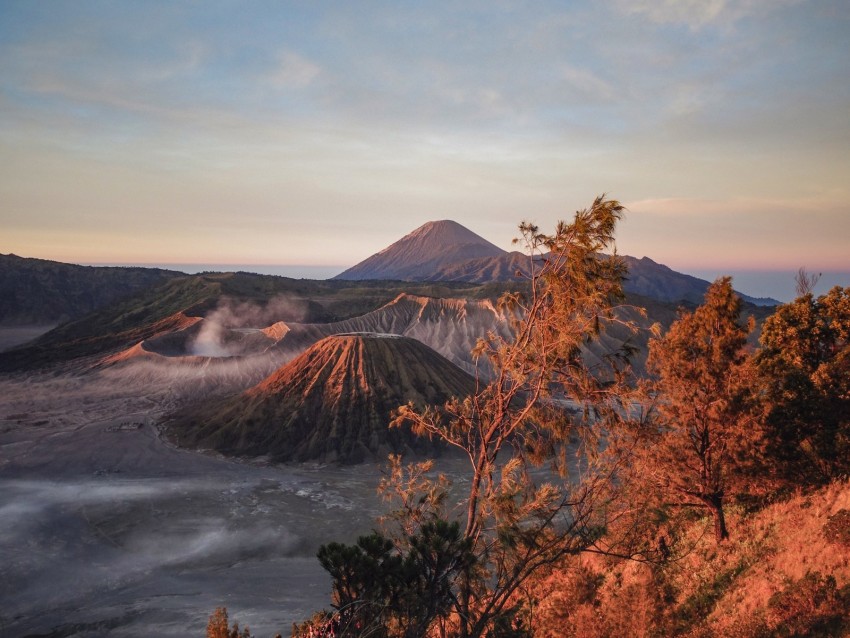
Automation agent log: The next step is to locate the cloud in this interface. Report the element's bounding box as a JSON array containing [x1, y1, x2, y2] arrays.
[[271, 51, 321, 88], [1, 1, 847, 274], [559, 64, 616, 102], [618, 0, 800, 29]]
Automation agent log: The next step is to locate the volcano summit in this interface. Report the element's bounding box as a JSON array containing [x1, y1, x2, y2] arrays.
[[167, 333, 475, 463], [333, 219, 506, 281]]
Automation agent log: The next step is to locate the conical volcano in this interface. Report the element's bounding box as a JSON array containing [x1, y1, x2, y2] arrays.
[[333, 219, 506, 281], [167, 333, 475, 463]]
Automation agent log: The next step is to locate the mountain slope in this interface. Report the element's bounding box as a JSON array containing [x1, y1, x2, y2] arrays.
[[332, 221, 778, 305], [167, 334, 476, 463], [0, 269, 517, 372], [434, 252, 778, 306], [0, 272, 330, 371], [622, 256, 778, 306], [334, 220, 506, 281], [268, 293, 515, 377], [0, 253, 180, 325]]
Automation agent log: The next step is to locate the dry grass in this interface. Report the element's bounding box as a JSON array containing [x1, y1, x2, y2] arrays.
[[706, 479, 850, 635], [529, 479, 850, 637]]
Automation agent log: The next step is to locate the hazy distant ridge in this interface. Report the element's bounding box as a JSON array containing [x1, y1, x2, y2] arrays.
[[333, 221, 779, 306]]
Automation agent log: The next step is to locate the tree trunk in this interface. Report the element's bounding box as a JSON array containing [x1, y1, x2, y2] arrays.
[[704, 493, 729, 543]]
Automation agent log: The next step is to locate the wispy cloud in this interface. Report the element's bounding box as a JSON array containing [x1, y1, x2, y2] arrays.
[[271, 51, 321, 88], [619, 195, 850, 270], [0, 1, 847, 277], [626, 195, 850, 218], [618, 0, 801, 29]]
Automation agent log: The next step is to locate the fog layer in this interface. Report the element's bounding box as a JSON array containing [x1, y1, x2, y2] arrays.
[[0, 368, 383, 637]]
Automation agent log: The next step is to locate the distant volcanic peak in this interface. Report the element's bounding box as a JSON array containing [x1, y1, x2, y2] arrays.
[[400, 219, 503, 250], [334, 219, 506, 281]]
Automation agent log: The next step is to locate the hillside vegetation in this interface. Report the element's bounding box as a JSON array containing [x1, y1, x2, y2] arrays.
[[272, 200, 848, 638], [0, 253, 180, 325], [530, 479, 850, 637]]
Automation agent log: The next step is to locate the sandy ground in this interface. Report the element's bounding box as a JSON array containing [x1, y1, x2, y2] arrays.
[[0, 364, 390, 637]]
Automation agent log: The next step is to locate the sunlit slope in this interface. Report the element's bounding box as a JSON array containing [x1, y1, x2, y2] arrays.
[[0, 272, 302, 370], [0, 275, 222, 371], [167, 334, 476, 463], [334, 220, 506, 281], [534, 479, 850, 636], [269, 293, 515, 376]]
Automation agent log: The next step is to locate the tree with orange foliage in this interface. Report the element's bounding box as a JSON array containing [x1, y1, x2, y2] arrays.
[[386, 196, 644, 637], [206, 607, 254, 638], [643, 277, 758, 543], [755, 285, 850, 484]]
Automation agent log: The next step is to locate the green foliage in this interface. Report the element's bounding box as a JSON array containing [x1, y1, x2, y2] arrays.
[[315, 520, 474, 637], [756, 286, 850, 484]]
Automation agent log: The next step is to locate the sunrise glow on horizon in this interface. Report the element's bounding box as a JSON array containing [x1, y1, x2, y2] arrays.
[[1, 1, 848, 280]]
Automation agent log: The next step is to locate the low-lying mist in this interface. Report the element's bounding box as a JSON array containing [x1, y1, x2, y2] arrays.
[[0, 354, 386, 636], [0, 459, 382, 636]]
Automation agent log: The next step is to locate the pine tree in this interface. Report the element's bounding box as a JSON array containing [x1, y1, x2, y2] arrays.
[[756, 285, 850, 483], [385, 196, 644, 637], [643, 277, 757, 543], [207, 607, 253, 638]]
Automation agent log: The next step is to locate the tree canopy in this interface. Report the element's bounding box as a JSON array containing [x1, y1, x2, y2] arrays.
[[641, 277, 758, 543], [756, 285, 850, 483], [297, 196, 649, 638]]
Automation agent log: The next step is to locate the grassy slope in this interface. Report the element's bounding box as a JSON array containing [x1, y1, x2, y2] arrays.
[[533, 480, 850, 637], [0, 262, 767, 374], [0, 275, 219, 370]]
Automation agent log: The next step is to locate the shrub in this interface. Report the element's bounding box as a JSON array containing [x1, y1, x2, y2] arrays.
[[822, 509, 850, 548], [764, 572, 849, 637]]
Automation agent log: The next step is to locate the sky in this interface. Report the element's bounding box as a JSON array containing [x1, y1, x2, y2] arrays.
[[1, 1, 848, 299]]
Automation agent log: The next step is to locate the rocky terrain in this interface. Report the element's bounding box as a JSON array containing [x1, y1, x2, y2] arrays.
[[167, 334, 476, 463], [0, 231, 787, 637]]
